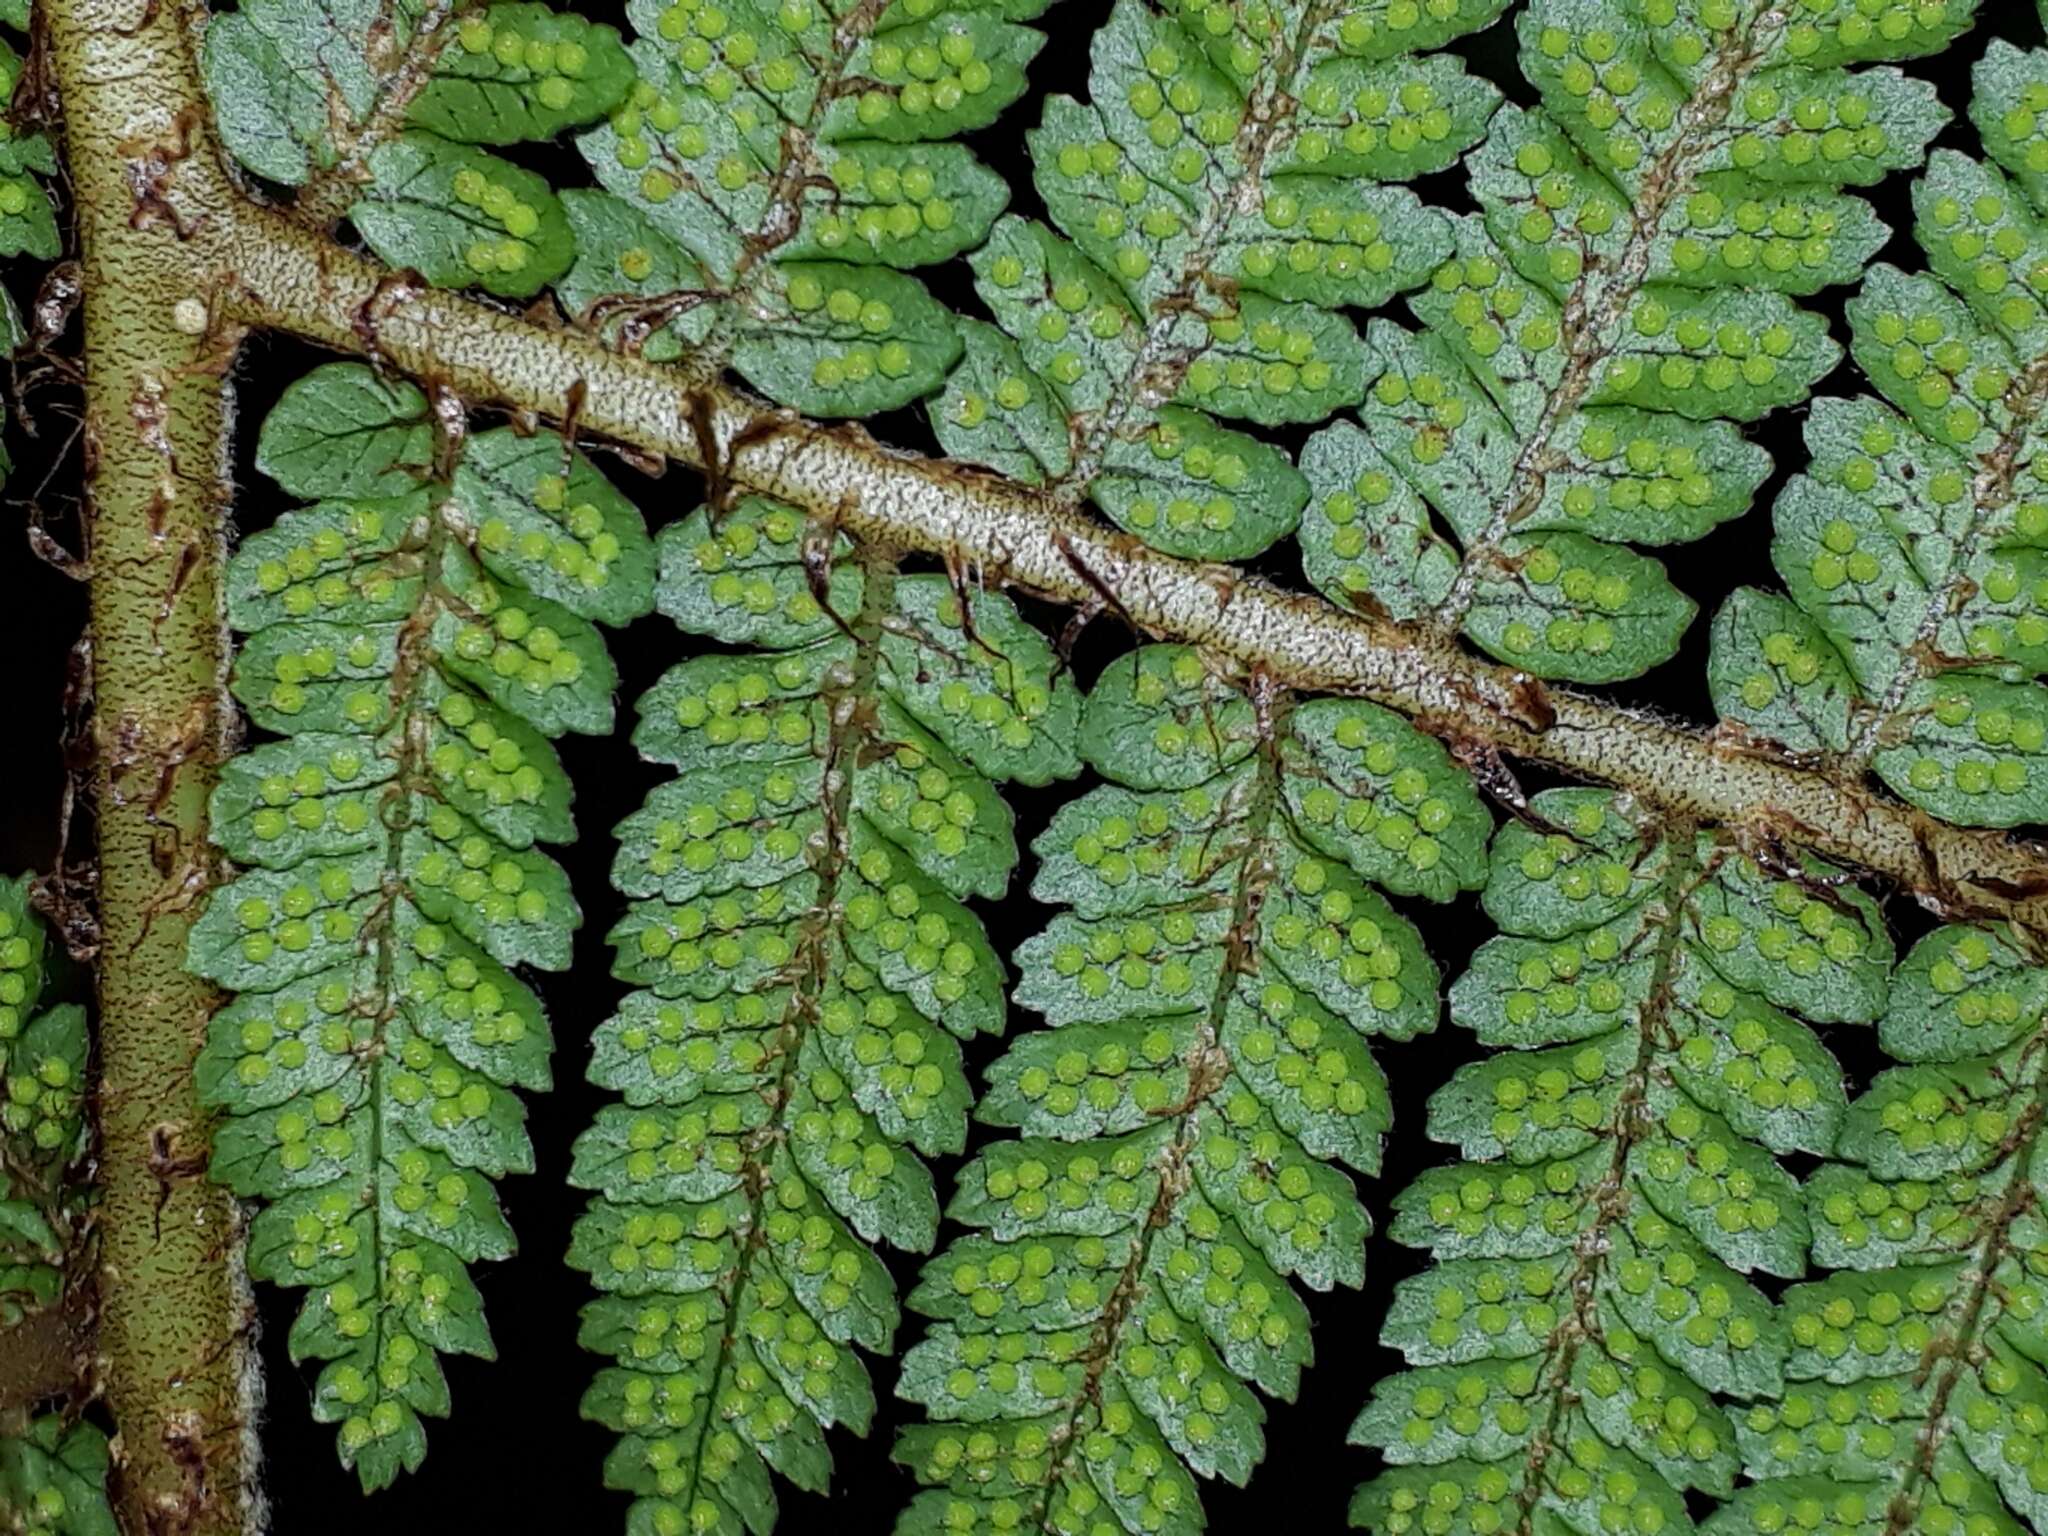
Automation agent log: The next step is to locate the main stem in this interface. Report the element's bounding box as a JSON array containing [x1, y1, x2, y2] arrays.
[[47, 0, 253, 1528]]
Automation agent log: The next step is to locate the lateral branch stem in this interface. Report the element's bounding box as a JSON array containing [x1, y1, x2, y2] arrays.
[[216, 204, 2048, 944]]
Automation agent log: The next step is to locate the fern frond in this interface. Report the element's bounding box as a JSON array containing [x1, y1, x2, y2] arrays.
[[561, 0, 1053, 417], [572, 497, 1079, 1535], [890, 641, 1490, 1532], [0, 877, 83, 1330], [185, 362, 650, 1488], [929, 0, 1507, 562], [0, 32, 59, 264], [1299, 0, 1972, 683], [0, 878, 110, 1534], [1701, 920, 2048, 1535], [1712, 37, 2048, 829], [1350, 786, 1894, 1534]]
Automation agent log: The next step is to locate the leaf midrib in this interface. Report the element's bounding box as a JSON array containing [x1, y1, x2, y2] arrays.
[[662, 552, 895, 1518], [1019, 673, 1290, 1532], [1057, 0, 1342, 504], [1496, 823, 1699, 1536]]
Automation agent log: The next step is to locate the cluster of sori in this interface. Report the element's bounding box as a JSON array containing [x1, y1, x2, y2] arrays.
[[570, 496, 1078, 1535], [0, 880, 113, 1532], [931, 0, 1501, 562], [887, 641, 1490, 1534], [560, 0, 1052, 416], [186, 362, 653, 1487]]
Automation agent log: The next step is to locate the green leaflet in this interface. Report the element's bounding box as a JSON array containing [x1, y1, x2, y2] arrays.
[[453, 426, 659, 626], [0, 135, 46, 257], [0, 902, 95, 1536], [932, 0, 1505, 561], [574, 497, 1079, 1536], [252, 360, 656, 624], [1732, 919, 2048, 1536], [894, 642, 1488, 1531], [568, 0, 1044, 415], [0, 1193, 61, 1329], [0, 39, 58, 263], [0, 42, 45, 182], [1351, 785, 1896, 1534], [413, 5, 637, 145], [554, 187, 722, 364], [186, 364, 650, 1489], [1307, 0, 1963, 684], [729, 265, 967, 417], [205, 0, 435, 184], [352, 132, 577, 297], [253, 360, 437, 497], [0, 1418, 119, 1536], [203, 1, 627, 293], [1714, 43, 2048, 827], [0, 877, 84, 1333]]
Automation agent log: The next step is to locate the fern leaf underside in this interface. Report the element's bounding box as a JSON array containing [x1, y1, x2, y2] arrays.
[[164, 0, 2048, 1530]]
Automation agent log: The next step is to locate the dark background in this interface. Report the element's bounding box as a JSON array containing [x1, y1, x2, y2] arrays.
[[7, 1, 2048, 1530]]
